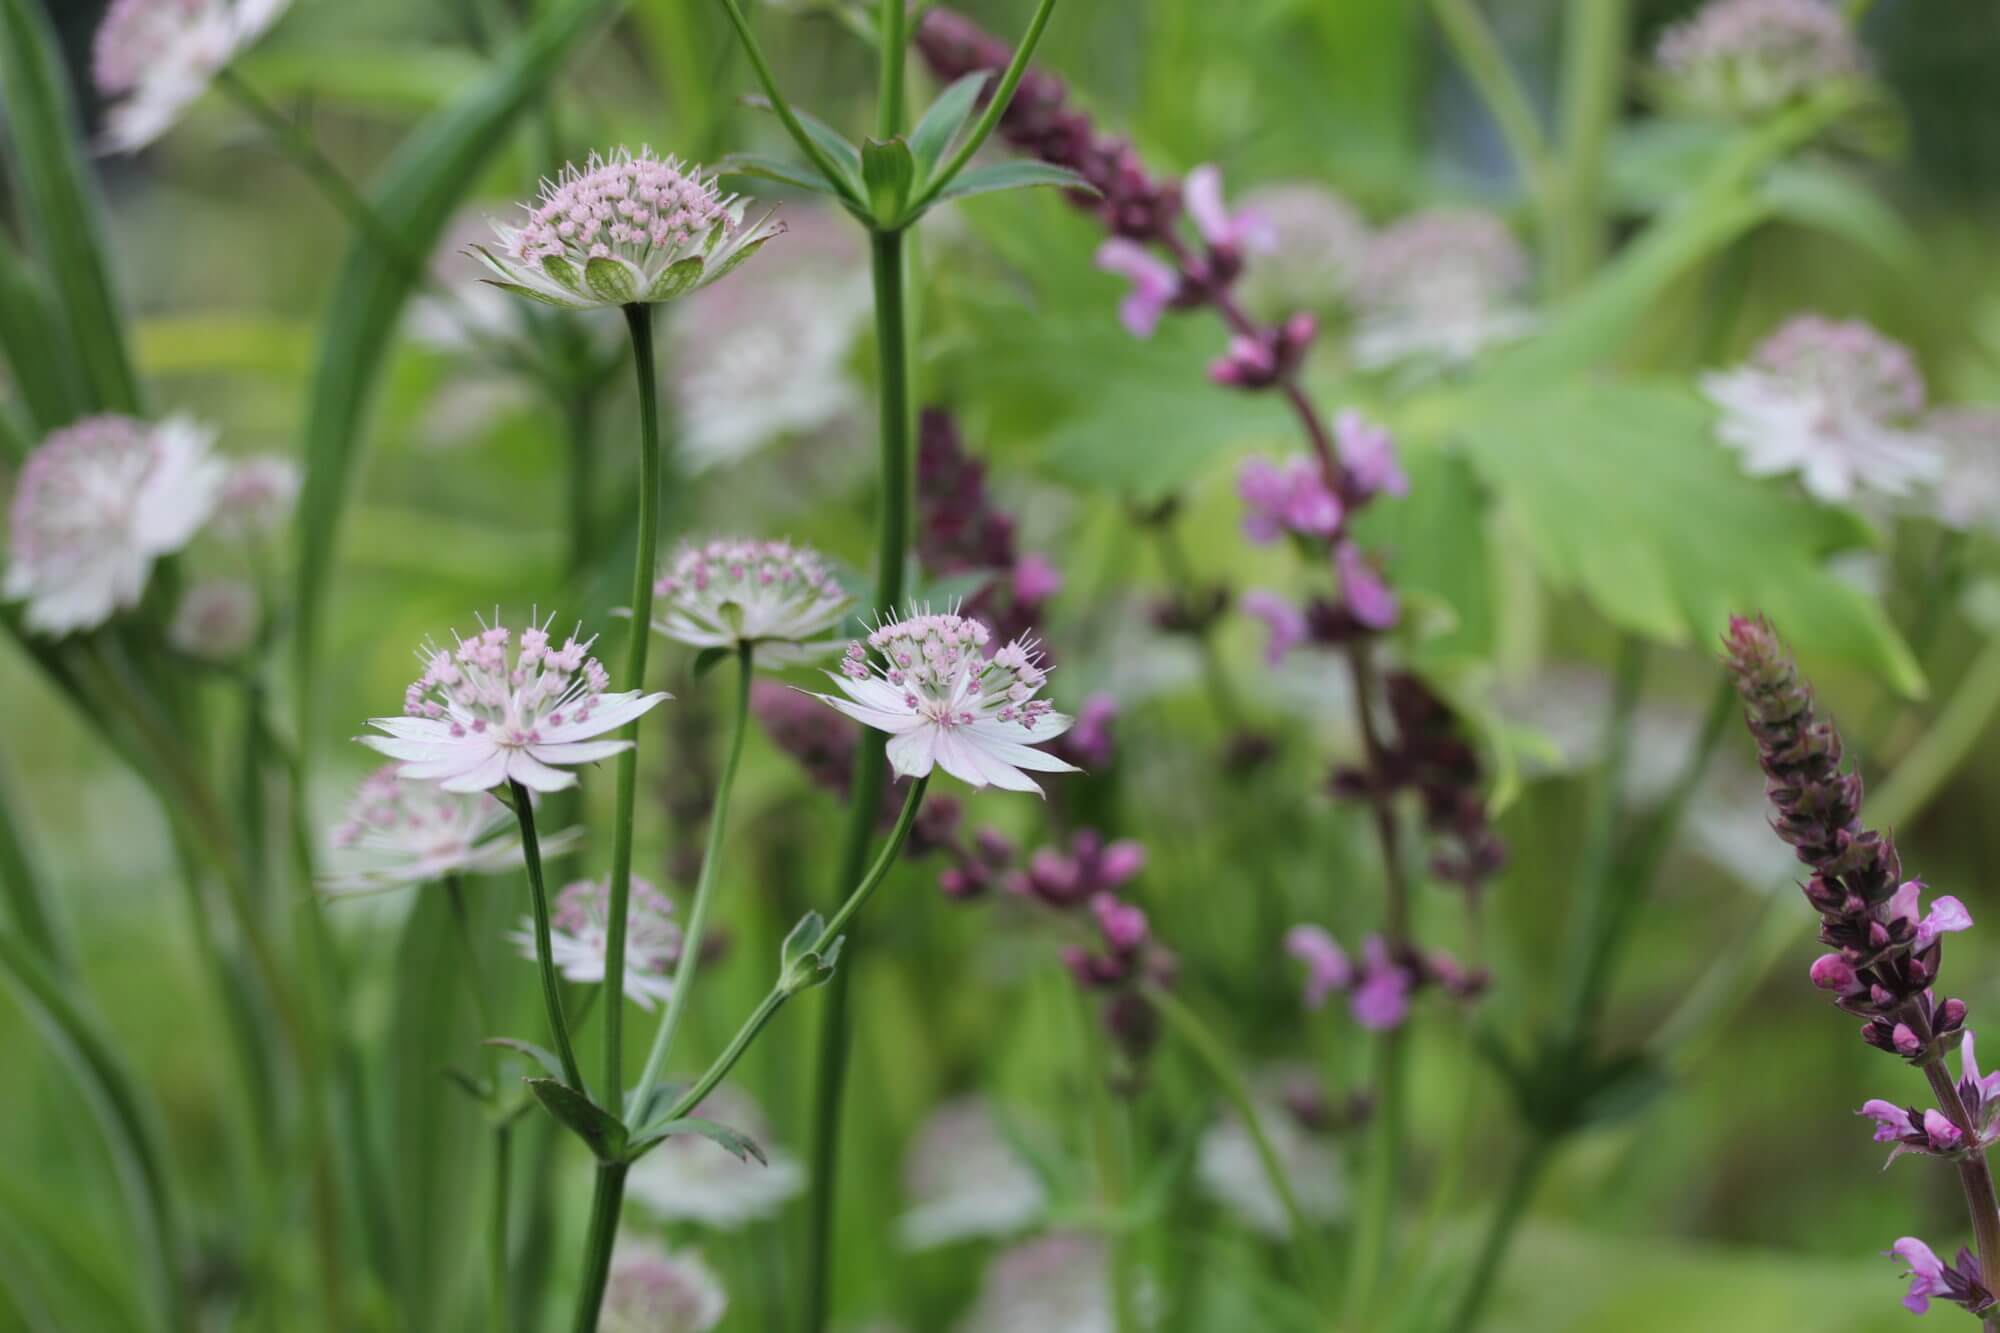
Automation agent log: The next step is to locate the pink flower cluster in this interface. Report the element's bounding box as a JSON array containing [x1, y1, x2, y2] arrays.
[[1285, 924, 1484, 1032]]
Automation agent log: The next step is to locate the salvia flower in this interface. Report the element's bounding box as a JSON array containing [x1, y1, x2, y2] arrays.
[[360, 614, 669, 794], [1350, 209, 1535, 371], [1334, 410, 1408, 502], [1337, 540, 1399, 631], [472, 148, 782, 310], [93, 0, 290, 153], [210, 454, 301, 538], [1886, 1237, 1994, 1317], [169, 578, 258, 661], [1196, 1074, 1347, 1236], [324, 765, 546, 895], [897, 1096, 1047, 1249], [626, 1086, 806, 1229], [1654, 0, 1865, 119], [602, 1239, 727, 1333], [1237, 454, 1342, 543], [1283, 925, 1469, 1031], [1096, 238, 1181, 338], [5, 414, 224, 636], [650, 538, 851, 660], [1003, 830, 1145, 909], [811, 609, 1080, 794], [1183, 164, 1277, 260], [1241, 589, 1307, 665], [1860, 1032, 2000, 1164], [1702, 315, 1942, 504], [514, 876, 682, 1009]]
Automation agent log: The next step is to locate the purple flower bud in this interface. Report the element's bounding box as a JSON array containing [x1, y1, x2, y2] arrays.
[[1810, 953, 1859, 992], [1336, 541, 1399, 631], [1097, 839, 1146, 888], [1092, 892, 1149, 954], [1859, 1098, 1915, 1143], [1894, 1023, 1923, 1056], [1012, 552, 1064, 605]]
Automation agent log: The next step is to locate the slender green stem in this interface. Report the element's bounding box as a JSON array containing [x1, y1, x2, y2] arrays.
[[604, 302, 665, 1111], [877, 0, 907, 138], [1427, 0, 1558, 221], [443, 873, 497, 1038], [489, 1122, 514, 1333], [803, 224, 914, 1333], [0, 746, 67, 969], [910, 0, 1062, 210], [568, 1163, 630, 1333], [1343, 1029, 1404, 1325], [1447, 1137, 1552, 1333], [1557, 633, 1646, 1035], [630, 642, 754, 1120], [1552, 0, 1629, 290], [711, 0, 862, 200], [508, 780, 587, 1094]]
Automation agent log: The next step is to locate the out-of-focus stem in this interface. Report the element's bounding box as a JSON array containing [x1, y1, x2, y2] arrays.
[[1447, 1137, 1551, 1333], [568, 1162, 630, 1333], [507, 780, 587, 1093], [489, 1121, 514, 1333], [1553, 0, 1629, 290], [1146, 521, 1245, 729]]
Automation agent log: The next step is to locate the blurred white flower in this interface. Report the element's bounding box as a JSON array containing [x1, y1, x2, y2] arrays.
[[898, 1096, 1047, 1249], [1922, 408, 2000, 534], [651, 538, 852, 659], [1195, 1081, 1345, 1237], [169, 578, 258, 661], [602, 1237, 727, 1333], [1349, 209, 1535, 372], [513, 876, 683, 1009], [1654, 0, 1864, 118], [322, 765, 550, 896], [93, 0, 291, 153], [4, 414, 224, 636], [955, 1234, 1112, 1333], [1701, 314, 1941, 504], [211, 454, 300, 538], [626, 1086, 806, 1229], [1237, 182, 1372, 313]]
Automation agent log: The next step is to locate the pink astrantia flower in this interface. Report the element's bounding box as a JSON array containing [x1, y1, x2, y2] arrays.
[[1096, 238, 1180, 338], [93, 0, 291, 153], [898, 1096, 1047, 1249], [601, 1238, 727, 1333], [1237, 182, 1372, 312], [1334, 410, 1408, 500], [472, 148, 783, 310], [1183, 164, 1278, 256], [1701, 315, 1942, 504], [1350, 209, 1535, 371], [4, 414, 224, 636], [1654, 0, 1865, 118], [1238, 455, 1342, 543], [809, 608, 1080, 795], [210, 454, 301, 538], [650, 538, 851, 660], [168, 578, 258, 661], [1923, 408, 2000, 535], [359, 614, 669, 794], [322, 764, 573, 896], [1337, 541, 1399, 631], [514, 876, 683, 1009], [626, 1086, 806, 1228], [1241, 589, 1307, 665]]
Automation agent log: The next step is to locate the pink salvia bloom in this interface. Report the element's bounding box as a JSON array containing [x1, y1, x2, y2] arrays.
[[1012, 553, 1064, 604], [93, 0, 291, 153], [1097, 839, 1146, 888], [1890, 1237, 1946, 1314], [473, 148, 783, 311], [1237, 455, 1342, 544], [1917, 896, 1974, 950], [808, 608, 1080, 795], [1351, 935, 1412, 1030], [1922, 1109, 1964, 1152], [1334, 409, 1409, 500], [1859, 1099, 1915, 1144], [1091, 892, 1148, 953], [1183, 165, 1278, 256], [4, 414, 224, 636], [1337, 541, 1400, 631], [650, 537, 851, 660], [1241, 589, 1307, 665], [1893, 1024, 1923, 1056], [514, 876, 683, 1009], [358, 612, 670, 794], [1284, 925, 1351, 1009], [1809, 952, 1861, 993], [1095, 238, 1180, 338]]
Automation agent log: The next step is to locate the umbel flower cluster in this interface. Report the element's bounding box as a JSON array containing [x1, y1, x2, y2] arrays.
[[649, 538, 851, 660]]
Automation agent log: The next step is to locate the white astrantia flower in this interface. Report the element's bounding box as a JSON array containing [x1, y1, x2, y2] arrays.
[[1653, 0, 1864, 119], [210, 454, 301, 538], [1700, 314, 1942, 504], [898, 1097, 1047, 1250], [472, 148, 783, 311], [1237, 182, 1373, 314], [810, 609, 1080, 795], [1923, 408, 2000, 534], [626, 1086, 806, 1229], [602, 1238, 727, 1333], [4, 414, 225, 636], [92, 0, 291, 154], [359, 613, 669, 794], [512, 876, 682, 1009], [168, 578, 258, 661], [1195, 1082, 1345, 1237], [955, 1234, 1113, 1333], [650, 538, 852, 661], [1349, 209, 1535, 372], [321, 765, 568, 896]]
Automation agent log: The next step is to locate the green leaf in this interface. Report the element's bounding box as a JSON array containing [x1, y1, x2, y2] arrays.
[[0, 0, 141, 414], [1762, 161, 1922, 276], [292, 0, 620, 751], [441, 1067, 492, 1103], [1349, 446, 1492, 669], [862, 136, 917, 225], [0, 229, 83, 433], [718, 152, 861, 207], [932, 160, 1092, 204], [1451, 380, 1923, 695], [483, 1037, 567, 1083], [525, 1078, 628, 1161], [909, 71, 992, 179], [625, 1115, 769, 1165], [742, 94, 864, 190]]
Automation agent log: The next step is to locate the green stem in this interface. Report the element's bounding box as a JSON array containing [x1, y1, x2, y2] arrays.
[[1343, 1028, 1404, 1325], [1077, 990, 1138, 1333], [802, 223, 914, 1333], [508, 780, 587, 1094], [0, 745, 67, 969], [1428, 0, 1560, 254], [710, 0, 862, 201], [1447, 1137, 1552, 1333], [604, 301, 665, 1111], [442, 874, 497, 1037], [567, 1162, 630, 1333], [629, 641, 753, 1120], [909, 0, 1062, 210], [489, 1122, 514, 1333], [877, 0, 907, 138], [1552, 0, 1629, 290], [1557, 633, 1646, 1035]]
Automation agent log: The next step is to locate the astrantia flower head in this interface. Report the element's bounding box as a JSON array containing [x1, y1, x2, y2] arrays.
[[602, 1239, 727, 1333], [956, 1234, 1113, 1333], [5, 414, 224, 636], [811, 608, 1081, 794], [1350, 209, 1535, 371], [1654, 0, 1864, 119], [169, 578, 258, 661], [1922, 408, 2000, 534], [359, 613, 669, 793], [93, 0, 289, 153], [324, 765, 557, 896], [1238, 182, 1372, 313], [514, 875, 683, 1008], [211, 454, 301, 538], [898, 1096, 1047, 1249], [1702, 315, 1941, 504], [626, 1086, 806, 1229], [651, 538, 851, 660], [472, 148, 783, 310]]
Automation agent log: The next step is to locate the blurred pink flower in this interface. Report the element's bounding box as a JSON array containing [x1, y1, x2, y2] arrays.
[[1237, 454, 1341, 543], [1095, 238, 1179, 338], [94, 0, 291, 153], [513, 876, 682, 1009]]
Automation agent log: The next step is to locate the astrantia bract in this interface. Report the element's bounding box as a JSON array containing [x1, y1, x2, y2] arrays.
[[513, 876, 683, 1009], [359, 614, 669, 793], [810, 609, 1081, 795], [323, 765, 554, 896], [4, 414, 224, 636], [650, 538, 852, 661], [93, 0, 291, 154], [472, 148, 783, 310]]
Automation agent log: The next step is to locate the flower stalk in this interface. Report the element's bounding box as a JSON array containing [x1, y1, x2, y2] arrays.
[[507, 778, 587, 1094]]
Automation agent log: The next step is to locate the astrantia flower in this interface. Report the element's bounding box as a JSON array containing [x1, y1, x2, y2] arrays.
[[602, 1239, 727, 1333], [472, 148, 783, 310], [650, 538, 851, 660], [1885, 1237, 1994, 1317], [1196, 1076, 1346, 1237], [955, 1235, 1113, 1333], [898, 1096, 1047, 1249], [4, 414, 224, 636], [810, 609, 1080, 794], [169, 578, 257, 661], [1350, 209, 1535, 371], [93, 0, 290, 153], [359, 614, 669, 794], [1922, 408, 2000, 534], [1702, 315, 1940, 504], [211, 454, 301, 538], [1237, 454, 1341, 543], [626, 1086, 806, 1228], [1238, 182, 1372, 313], [1654, 0, 1864, 119], [514, 876, 682, 1008], [323, 765, 553, 896]]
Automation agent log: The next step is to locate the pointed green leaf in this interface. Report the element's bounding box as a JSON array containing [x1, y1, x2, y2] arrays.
[[705, 234, 775, 286], [483, 1037, 567, 1082], [584, 255, 638, 304], [441, 1067, 492, 1102], [861, 137, 917, 225], [909, 71, 992, 179], [719, 152, 850, 197], [742, 93, 864, 188], [0, 230, 81, 435], [645, 255, 705, 302], [931, 161, 1092, 205], [525, 1078, 628, 1161], [626, 1115, 768, 1165]]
